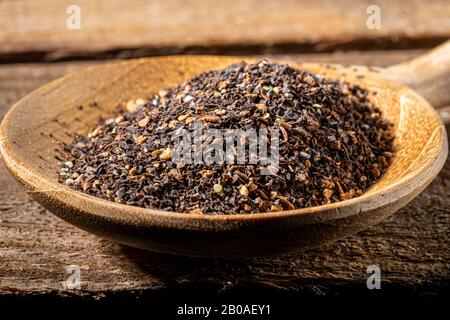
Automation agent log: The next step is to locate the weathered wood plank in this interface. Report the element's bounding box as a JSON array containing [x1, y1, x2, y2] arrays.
[[1, 0, 449, 62], [0, 51, 449, 299]]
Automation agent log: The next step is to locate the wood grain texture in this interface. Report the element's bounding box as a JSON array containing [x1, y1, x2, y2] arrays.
[[1, 0, 449, 62], [0, 51, 449, 298], [1, 55, 447, 257], [384, 40, 450, 107]]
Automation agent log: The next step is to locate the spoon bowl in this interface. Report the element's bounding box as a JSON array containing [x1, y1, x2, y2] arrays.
[[0, 54, 447, 257]]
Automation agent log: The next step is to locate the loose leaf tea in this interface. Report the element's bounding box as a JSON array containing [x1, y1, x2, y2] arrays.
[[59, 61, 394, 214]]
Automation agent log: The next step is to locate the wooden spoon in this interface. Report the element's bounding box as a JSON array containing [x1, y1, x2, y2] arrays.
[[1, 41, 449, 257]]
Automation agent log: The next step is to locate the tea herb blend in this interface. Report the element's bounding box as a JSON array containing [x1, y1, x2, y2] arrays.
[[59, 61, 394, 214]]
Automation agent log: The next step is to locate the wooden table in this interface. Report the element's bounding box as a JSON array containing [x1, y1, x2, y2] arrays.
[[0, 0, 449, 306]]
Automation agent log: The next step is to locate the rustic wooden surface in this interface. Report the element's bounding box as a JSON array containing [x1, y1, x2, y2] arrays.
[[0, 50, 449, 301], [1, 0, 450, 62]]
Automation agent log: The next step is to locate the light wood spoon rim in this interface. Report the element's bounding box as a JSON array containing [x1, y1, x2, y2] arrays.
[[0, 42, 448, 256], [0, 56, 448, 231]]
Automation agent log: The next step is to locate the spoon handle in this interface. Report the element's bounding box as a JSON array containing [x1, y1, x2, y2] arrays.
[[384, 40, 450, 109]]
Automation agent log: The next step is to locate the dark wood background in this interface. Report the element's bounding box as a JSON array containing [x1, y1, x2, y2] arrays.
[[0, 0, 449, 304]]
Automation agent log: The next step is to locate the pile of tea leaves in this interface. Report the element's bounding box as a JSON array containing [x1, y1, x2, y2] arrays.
[[59, 60, 394, 214]]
